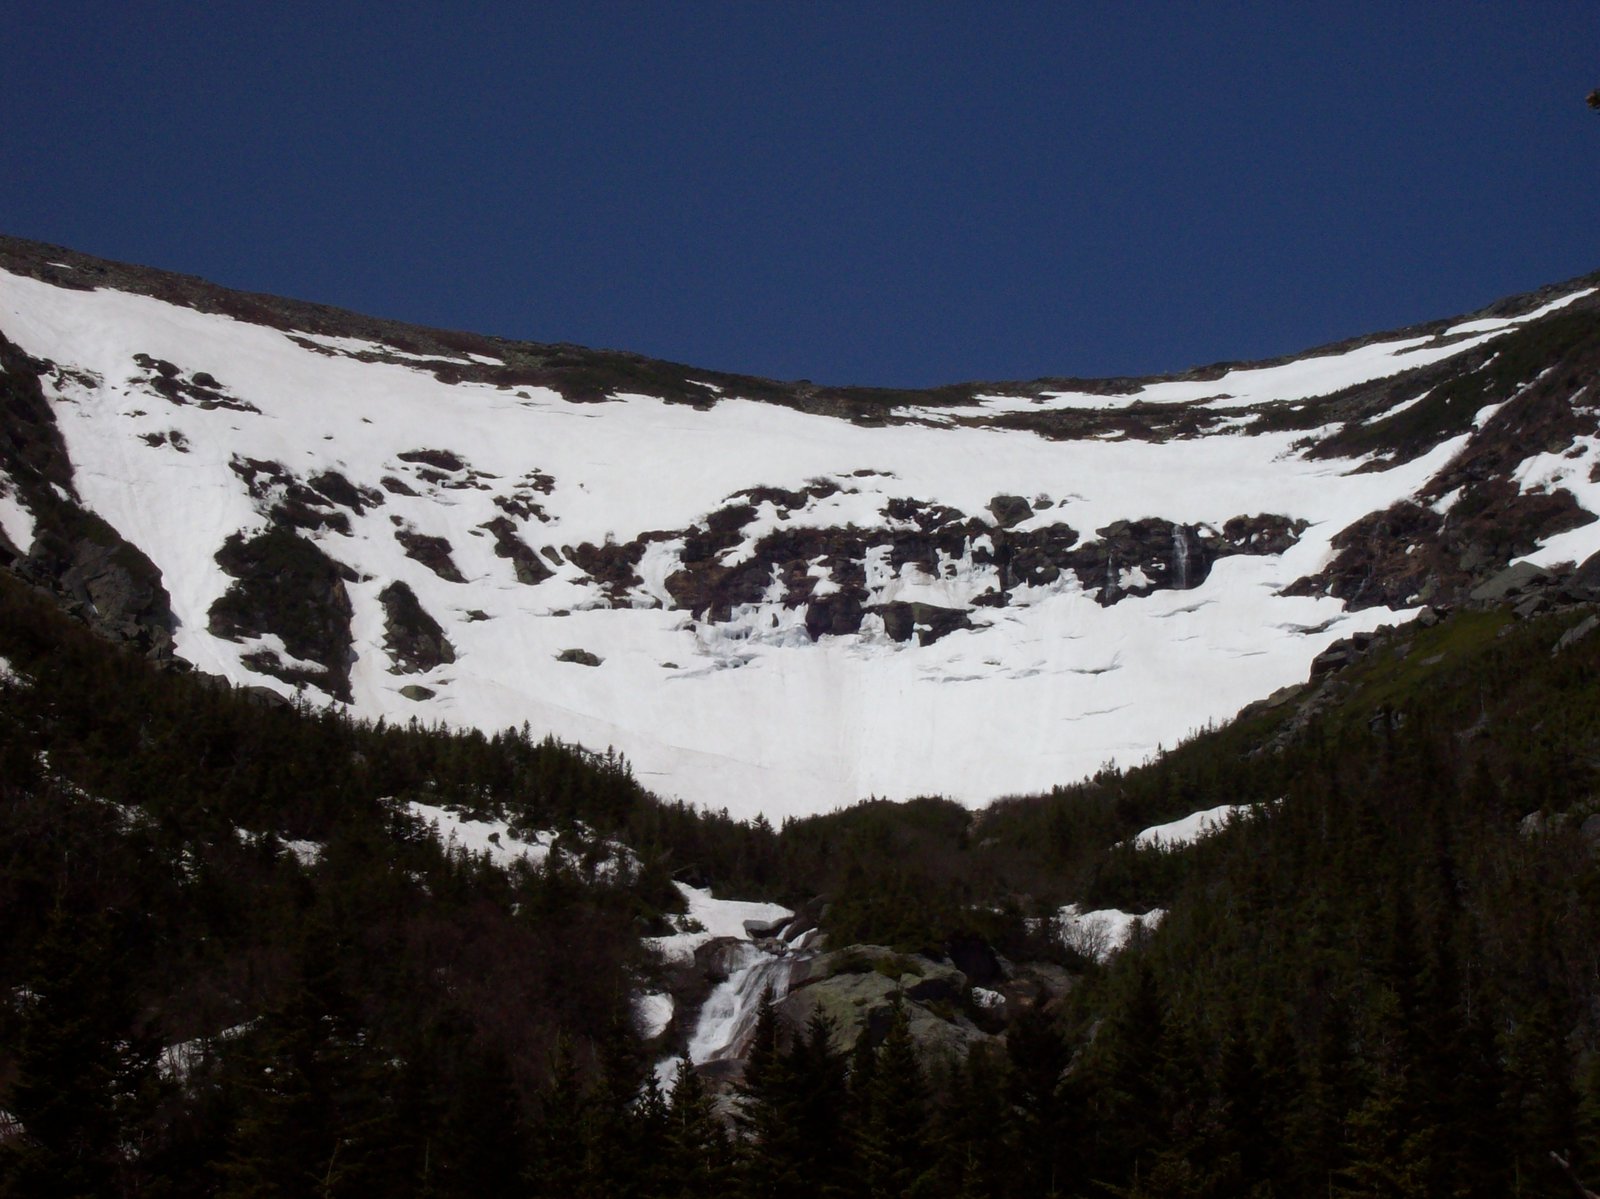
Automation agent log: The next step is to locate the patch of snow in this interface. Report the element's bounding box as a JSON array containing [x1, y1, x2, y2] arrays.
[[894, 291, 1595, 421], [158, 1022, 255, 1081], [1439, 288, 1596, 336], [1119, 565, 1153, 591], [1510, 433, 1600, 569], [1132, 802, 1260, 849], [282, 840, 322, 866], [1473, 401, 1511, 429], [971, 986, 1005, 1009], [236, 828, 324, 865], [1375, 390, 1429, 421], [806, 555, 839, 599], [234, 633, 331, 677], [645, 882, 793, 965], [0, 483, 35, 556], [1429, 487, 1462, 516], [289, 330, 496, 368], [1058, 904, 1166, 963], [402, 800, 554, 870]]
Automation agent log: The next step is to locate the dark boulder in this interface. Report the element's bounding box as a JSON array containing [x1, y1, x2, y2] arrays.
[[377, 581, 455, 674], [945, 934, 1004, 986], [483, 517, 554, 584], [805, 592, 867, 639], [1554, 613, 1600, 655], [987, 494, 1033, 528], [1470, 561, 1551, 602], [874, 601, 972, 646], [1568, 548, 1600, 599], [1310, 643, 1354, 679], [394, 530, 466, 583], [207, 526, 355, 700]]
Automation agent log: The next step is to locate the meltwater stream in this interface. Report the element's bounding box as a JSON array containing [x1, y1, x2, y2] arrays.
[[1172, 523, 1193, 591], [687, 940, 804, 1064]]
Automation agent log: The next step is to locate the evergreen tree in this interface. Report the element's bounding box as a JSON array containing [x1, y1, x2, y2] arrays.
[[1088, 959, 1168, 1181], [216, 943, 391, 1199], [433, 1041, 528, 1197], [1, 906, 156, 1199], [1004, 1001, 1077, 1197], [662, 1060, 732, 1197], [934, 1042, 1010, 1199], [861, 997, 935, 1199], [732, 987, 802, 1199], [1210, 1015, 1271, 1192], [782, 1005, 852, 1196], [588, 1011, 654, 1197], [527, 1035, 590, 1199]]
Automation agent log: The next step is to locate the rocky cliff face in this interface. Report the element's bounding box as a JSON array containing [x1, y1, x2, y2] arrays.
[[0, 332, 174, 657], [2, 234, 1598, 818]]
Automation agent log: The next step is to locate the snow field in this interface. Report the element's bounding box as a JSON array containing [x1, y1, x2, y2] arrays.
[[3, 268, 1596, 818], [1058, 904, 1167, 963], [402, 800, 555, 870], [644, 882, 792, 965], [1131, 802, 1262, 849], [901, 288, 1596, 422], [0, 481, 34, 555]]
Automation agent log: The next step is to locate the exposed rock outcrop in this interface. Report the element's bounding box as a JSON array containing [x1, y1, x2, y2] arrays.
[[394, 529, 466, 583], [0, 333, 175, 657], [208, 527, 355, 700], [573, 498, 1307, 642], [777, 946, 990, 1061], [482, 516, 554, 584], [229, 456, 385, 535], [377, 581, 455, 674], [131, 352, 258, 412]]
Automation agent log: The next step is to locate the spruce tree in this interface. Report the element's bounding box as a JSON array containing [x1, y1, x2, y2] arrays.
[[782, 1005, 852, 1196], [934, 1042, 1009, 1199], [526, 1035, 590, 1199], [588, 1011, 652, 1196], [861, 997, 935, 1199], [1004, 1001, 1077, 1197], [733, 986, 817, 1199], [1, 906, 156, 1199], [1088, 958, 1168, 1181], [662, 1060, 732, 1197], [434, 1042, 528, 1197]]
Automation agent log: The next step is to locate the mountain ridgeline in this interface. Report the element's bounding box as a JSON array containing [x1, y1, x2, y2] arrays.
[[3, 237, 1600, 1195]]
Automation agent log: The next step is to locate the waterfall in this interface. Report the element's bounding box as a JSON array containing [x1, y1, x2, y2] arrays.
[[1101, 557, 1119, 605], [687, 941, 800, 1064], [1171, 524, 1192, 591]]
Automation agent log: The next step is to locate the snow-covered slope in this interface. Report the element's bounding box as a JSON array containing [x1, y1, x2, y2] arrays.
[[3, 238, 1598, 819]]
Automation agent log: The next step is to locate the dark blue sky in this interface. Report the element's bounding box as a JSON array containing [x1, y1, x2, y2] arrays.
[[4, 4, 1597, 387]]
